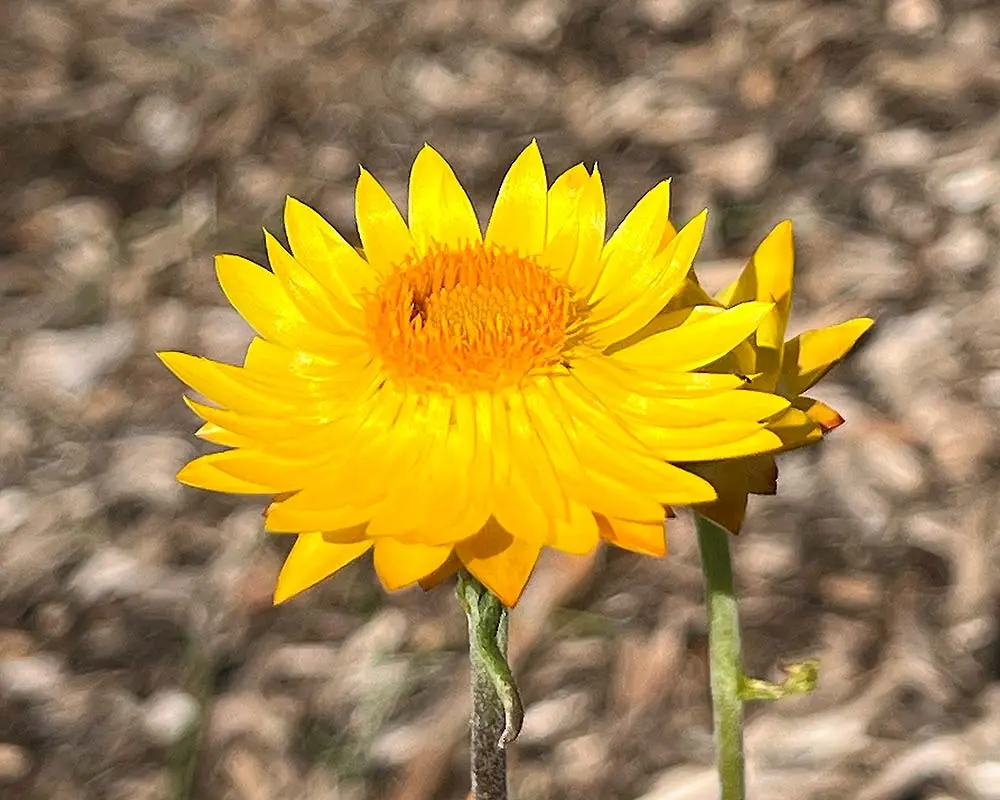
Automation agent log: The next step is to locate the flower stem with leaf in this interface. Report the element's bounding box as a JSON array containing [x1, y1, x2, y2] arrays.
[[457, 572, 523, 800], [695, 512, 821, 800]]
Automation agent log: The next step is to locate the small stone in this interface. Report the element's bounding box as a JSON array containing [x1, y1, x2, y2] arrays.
[[822, 87, 879, 135], [33, 601, 73, 640], [853, 429, 927, 497], [506, 0, 566, 47], [0, 654, 64, 701], [207, 693, 296, 751], [979, 370, 1000, 408], [0, 488, 34, 538], [857, 307, 960, 413], [102, 435, 194, 510], [603, 78, 718, 146], [16, 322, 137, 400], [886, 0, 941, 35], [145, 299, 190, 352], [130, 94, 199, 169], [553, 732, 607, 788], [819, 574, 885, 612], [68, 547, 150, 604], [932, 164, 1000, 213], [519, 691, 591, 745], [196, 307, 255, 365], [968, 765, 1000, 800], [863, 128, 935, 170], [696, 133, 775, 197], [143, 689, 200, 747], [23, 197, 117, 281], [637, 0, 702, 31], [927, 219, 990, 276], [0, 744, 32, 785], [904, 391, 997, 484]]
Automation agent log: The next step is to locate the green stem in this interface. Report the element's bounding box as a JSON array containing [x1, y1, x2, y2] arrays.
[[695, 513, 746, 800], [457, 572, 523, 800]]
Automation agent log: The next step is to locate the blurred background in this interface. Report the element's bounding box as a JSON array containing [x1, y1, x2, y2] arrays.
[[1, 1, 999, 798]]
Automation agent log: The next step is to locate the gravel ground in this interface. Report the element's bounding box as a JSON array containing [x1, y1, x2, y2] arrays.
[[2, 1, 1000, 799]]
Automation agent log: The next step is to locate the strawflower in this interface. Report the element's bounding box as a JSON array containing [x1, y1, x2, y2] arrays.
[[638, 222, 873, 533], [159, 141, 792, 608]]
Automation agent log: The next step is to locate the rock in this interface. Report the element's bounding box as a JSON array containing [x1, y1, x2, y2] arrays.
[[519, 691, 591, 745], [0, 530, 86, 602], [553, 732, 607, 789], [195, 307, 255, 365], [0, 744, 32, 785], [851, 428, 927, 498], [503, 0, 567, 48], [0, 488, 34, 538], [129, 94, 200, 169], [145, 299, 190, 352], [857, 307, 960, 413], [143, 689, 201, 747], [968, 762, 1000, 800], [822, 87, 880, 135], [101, 435, 194, 510], [903, 391, 997, 484], [863, 128, 935, 170], [885, 0, 942, 35], [637, 0, 703, 32], [802, 235, 918, 303], [931, 164, 1000, 213], [68, 547, 155, 604], [21, 197, 117, 281], [979, 370, 1000, 408], [927, 218, 990, 276], [207, 693, 297, 751], [0, 654, 64, 702], [602, 77, 718, 146], [690, 133, 775, 198], [16, 322, 137, 400]]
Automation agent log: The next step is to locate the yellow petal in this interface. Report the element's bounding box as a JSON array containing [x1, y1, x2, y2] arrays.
[[795, 396, 845, 433], [596, 514, 666, 557], [264, 230, 364, 333], [717, 220, 795, 307], [456, 520, 542, 607], [630, 423, 784, 462], [591, 180, 671, 303], [284, 195, 374, 301], [194, 422, 250, 448], [766, 407, 825, 449], [408, 145, 482, 253], [588, 210, 707, 349], [274, 534, 372, 604], [215, 254, 323, 351], [176, 452, 277, 493], [692, 461, 751, 535], [611, 300, 774, 372], [782, 318, 874, 395], [546, 164, 589, 241], [356, 167, 415, 276], [373, 539, 454, 591], [564, 167, 607, 298], [664, 390, 790, 422], [159, 351, 295, 414], [485, 140, 547, 255]]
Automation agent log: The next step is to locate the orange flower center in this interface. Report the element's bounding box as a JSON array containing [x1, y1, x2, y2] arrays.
[[368, 243, 576, 392]]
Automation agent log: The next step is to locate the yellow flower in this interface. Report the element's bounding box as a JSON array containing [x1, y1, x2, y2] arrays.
[[159, 142, 791, 606], [662, 222, 873, 533]]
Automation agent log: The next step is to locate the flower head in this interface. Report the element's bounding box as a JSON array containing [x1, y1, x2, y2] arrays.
[[664, 223, 873, 532], [160, 142, 790, 606]]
